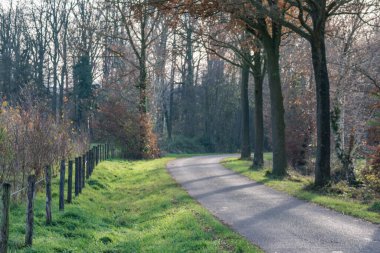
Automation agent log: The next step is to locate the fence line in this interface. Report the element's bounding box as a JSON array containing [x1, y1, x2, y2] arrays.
[[0, 143, 111, 252]]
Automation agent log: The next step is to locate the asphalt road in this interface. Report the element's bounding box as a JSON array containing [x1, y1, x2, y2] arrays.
[[167, 155, 380, 253]]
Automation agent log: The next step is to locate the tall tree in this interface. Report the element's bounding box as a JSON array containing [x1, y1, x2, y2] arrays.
[[244, 0, 372, 185], [242, 5, 288, 176], [108, 0, 160, 158]]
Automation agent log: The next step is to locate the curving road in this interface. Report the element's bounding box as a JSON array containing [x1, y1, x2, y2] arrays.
[[167, 155, 380, 253]]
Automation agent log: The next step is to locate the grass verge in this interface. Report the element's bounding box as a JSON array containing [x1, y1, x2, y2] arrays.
[[222, 157, 380, 224], [8, 158, 261, 252]]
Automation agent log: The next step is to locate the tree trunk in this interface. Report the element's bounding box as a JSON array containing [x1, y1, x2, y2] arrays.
[[59, 25, 68, 119], [139, 58, 148, 159], [252, 51, 264, 168], [264, 44, 287, 176], [166, 54, 175, 141], [240, 59, 251, 159], [311, 22, 331, 187], [52, 33, 59, 120], [183, 17, 195, 137]]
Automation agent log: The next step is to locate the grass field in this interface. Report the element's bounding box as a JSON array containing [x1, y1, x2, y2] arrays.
[[8, 158, 261, 252], [222, 156, 380, 224]]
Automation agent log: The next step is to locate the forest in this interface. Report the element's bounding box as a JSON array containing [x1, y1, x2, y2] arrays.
[[0, 0, 379, 252]]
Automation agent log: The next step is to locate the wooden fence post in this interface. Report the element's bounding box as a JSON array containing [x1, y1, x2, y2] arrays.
[[88, 150, 92, 176], [97, 146, 99, 163], [78, 157, 82, 193], [59, 160, 65, 211], [45, 165, 52, 225], [25, 175, 36, 246], [96, 146, 99, 165], [86, 151, 90, 179], [68, 160, 73, 203], [90, 149, 94, 175], [0, 183, 11, 253], [99, 145, 102, 161], [75, 158, 79, 197], [82, 154, 86, 188], [98, 145, 101, 162], [93, 148, 96, 169], [93, 148, 96, 166]]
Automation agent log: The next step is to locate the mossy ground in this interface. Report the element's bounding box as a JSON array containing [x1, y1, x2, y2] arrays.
[[8, 158, 261, 252], [222, 155, 380, 224]]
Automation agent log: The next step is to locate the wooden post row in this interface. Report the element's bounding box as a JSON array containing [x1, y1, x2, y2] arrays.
[[0, 183, 11, 253]]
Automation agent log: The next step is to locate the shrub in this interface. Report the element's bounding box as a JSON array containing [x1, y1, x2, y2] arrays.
[[0, 93, 89, 192], [362, 89, 380, 192], [361, 145, 380, 192]]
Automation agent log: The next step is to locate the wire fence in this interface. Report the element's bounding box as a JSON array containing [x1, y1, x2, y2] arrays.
[[0, 143, 111, 252], [10, 178, 45, 197]]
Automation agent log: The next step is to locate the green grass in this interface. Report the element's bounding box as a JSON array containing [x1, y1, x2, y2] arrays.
[[222, 156, 380, 224], [8, 158, 261, 252]]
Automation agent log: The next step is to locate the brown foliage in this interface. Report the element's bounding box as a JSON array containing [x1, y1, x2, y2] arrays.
[[94, 76, 160, 159], [0, 91, 89, 191], [139, 113, 160, 159]]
